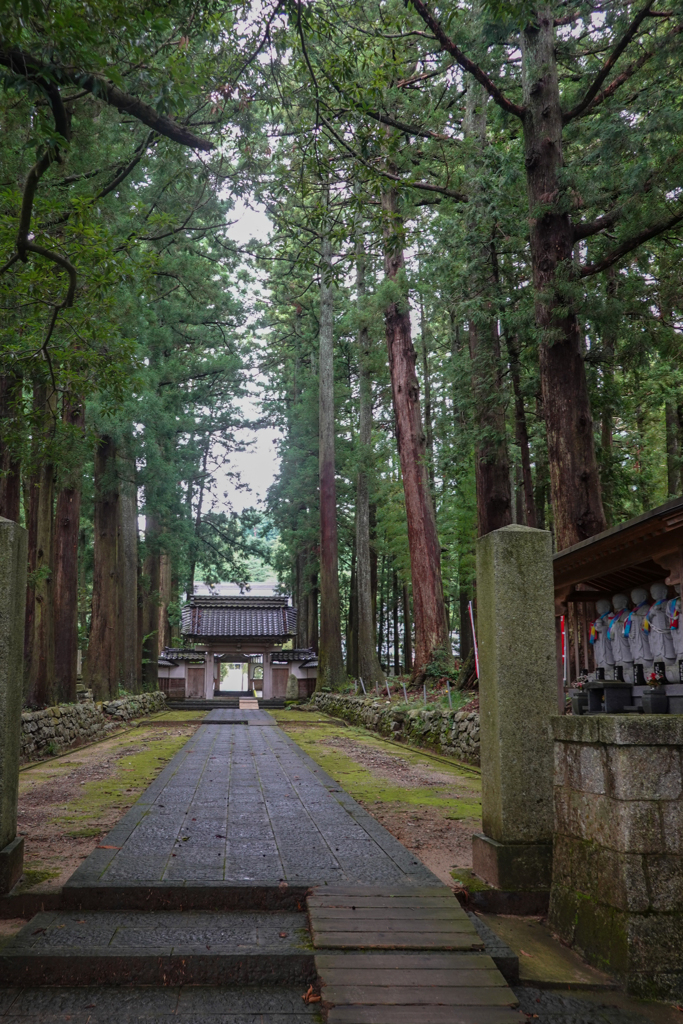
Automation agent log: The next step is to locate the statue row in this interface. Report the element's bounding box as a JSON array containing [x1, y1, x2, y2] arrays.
[[590, 583, 682, 683]]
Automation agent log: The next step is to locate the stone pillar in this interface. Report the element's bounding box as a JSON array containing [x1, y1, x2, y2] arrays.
[[472, 525, 557, 893], [203, 650, 214, 699], [261, 653, 272, 700], [0, 517, 27, 893]]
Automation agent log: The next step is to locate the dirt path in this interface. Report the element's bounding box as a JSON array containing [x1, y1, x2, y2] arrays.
[[271, 711, 482, 885], [17, 723, 198, 893]]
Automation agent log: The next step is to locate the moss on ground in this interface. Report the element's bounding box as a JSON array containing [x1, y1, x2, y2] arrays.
[[275, 716, 481, 819], [54, 731, 190, 829], [18, 726, 194, 889], [147, 710, 207, 721], [13, 866, 61, 894]]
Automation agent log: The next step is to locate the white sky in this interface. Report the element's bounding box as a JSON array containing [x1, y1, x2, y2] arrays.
[[221, 200, 280, 515]]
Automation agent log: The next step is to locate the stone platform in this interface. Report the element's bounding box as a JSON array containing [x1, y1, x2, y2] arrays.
[[1, 713, 519, 1023]]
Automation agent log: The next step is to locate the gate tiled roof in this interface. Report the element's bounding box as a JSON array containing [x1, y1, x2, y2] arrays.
[[181, 594, 297, 640]]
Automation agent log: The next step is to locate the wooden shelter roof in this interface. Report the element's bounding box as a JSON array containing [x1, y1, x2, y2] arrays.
[[181, 593, 297, 641], [553, 496, 683, 609]]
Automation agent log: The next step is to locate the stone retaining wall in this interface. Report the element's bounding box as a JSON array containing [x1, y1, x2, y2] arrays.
[[312, 692, 480, 765], [20, 692, 167, 761], [550, 715, 683, 1000]]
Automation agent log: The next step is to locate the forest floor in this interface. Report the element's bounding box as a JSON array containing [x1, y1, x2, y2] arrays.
[[269, 708, 482, 885]]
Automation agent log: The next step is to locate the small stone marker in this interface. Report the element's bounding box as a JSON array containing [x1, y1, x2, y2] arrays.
[[0, 516, 27, 893], [472, 525, 556, 894]]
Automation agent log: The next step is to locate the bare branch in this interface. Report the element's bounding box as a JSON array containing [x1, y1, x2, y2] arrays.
[[407, 0, 525, 119], [581, 209, 683, 276], [0, 47, 213, 150], [563, 0, 657, 122]]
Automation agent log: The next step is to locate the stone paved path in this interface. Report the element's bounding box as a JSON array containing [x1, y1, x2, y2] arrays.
[[63, 710, 438, 897], [0, 711, 521, 1023]]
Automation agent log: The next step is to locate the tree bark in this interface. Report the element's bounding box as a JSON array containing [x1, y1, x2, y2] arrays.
[[317, 234, 344, 689], [346, 538, 359, 677], [382, 186, 450, 680], [118, 453, 139, 692], [459, 583, 472, 662], [85, 434, 120, 700], [158, 550, 172, 652], [0, 374, 21, 522], [392, 570, 400, 675], [402, 582, 412, 674], [308, 573, 319, 654], [505, 335, 537, 527], [25, 384, 56, 706], [534, 395, 549, 531], [419, 288, 435, 492], [521, 9, 606, 549], [356, 230, 385, 686], [53, 394, 84, 703], [666, 402, 682, 498], [465, 84, 512, 537], [141, 515, 160, 690], [296, 548, 310, 649]]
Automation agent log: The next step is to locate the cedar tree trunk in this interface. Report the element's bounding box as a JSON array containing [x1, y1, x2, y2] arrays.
[[402, 582, 413, 674], [25, 384, 55, 706], [118, 455, 139, 692], [317, 234, 344, 689], [465, 83, 512, 536], [86, 434, 120, 700], [53, 395, 84, 703], [0, 374, 21, 521], [505, 335, 537, 527], [381, 187, 450, 679], [141, 514, 160, 690], [521, 10, 606, 549], [356, 233, 385, 686]]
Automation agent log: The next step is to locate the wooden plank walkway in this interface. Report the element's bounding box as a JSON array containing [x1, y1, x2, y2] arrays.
[[308, 887, 520, 1024]]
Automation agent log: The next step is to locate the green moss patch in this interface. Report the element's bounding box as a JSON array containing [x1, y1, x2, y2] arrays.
[[14, 866, 61, 894], [283, 720, 481, 820], [55, 732, 190, 828]]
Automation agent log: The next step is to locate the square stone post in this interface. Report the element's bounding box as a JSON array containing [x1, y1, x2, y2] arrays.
[[203, 649, 215, 699], [472, 525, 557, 893], [0, 517, 27, 893], [261, 652, 272, 699]]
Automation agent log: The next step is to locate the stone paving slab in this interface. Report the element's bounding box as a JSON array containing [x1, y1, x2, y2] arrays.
[[63, 719, 439, 898]]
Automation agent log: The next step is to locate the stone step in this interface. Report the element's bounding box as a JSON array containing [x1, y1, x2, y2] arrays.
[[0, 984, 318, 1022], [0, 910, 315, 988]]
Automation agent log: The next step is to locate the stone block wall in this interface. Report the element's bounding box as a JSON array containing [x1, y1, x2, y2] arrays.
[[20, 692, 167, 761], [312, 693, 480, 765], [550, 715, 683, 1000]]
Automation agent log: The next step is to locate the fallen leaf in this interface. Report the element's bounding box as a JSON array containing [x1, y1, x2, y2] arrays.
[[96, 845, 121, 850], [279, 932, 288, 938], [32, 928, 47, 935], [279, 880, 288, 889], [302, 985, 321, 1004], [520, 949, 533, 957]]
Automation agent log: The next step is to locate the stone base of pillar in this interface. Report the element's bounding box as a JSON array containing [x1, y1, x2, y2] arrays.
[[472, 832, 552, 892], [0, 836, 24, 894]]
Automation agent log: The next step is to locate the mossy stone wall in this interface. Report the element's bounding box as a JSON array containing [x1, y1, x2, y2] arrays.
[[550, 714, 683, 999], [312, 693, 480, 765], [20, 692, 167, 761]]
